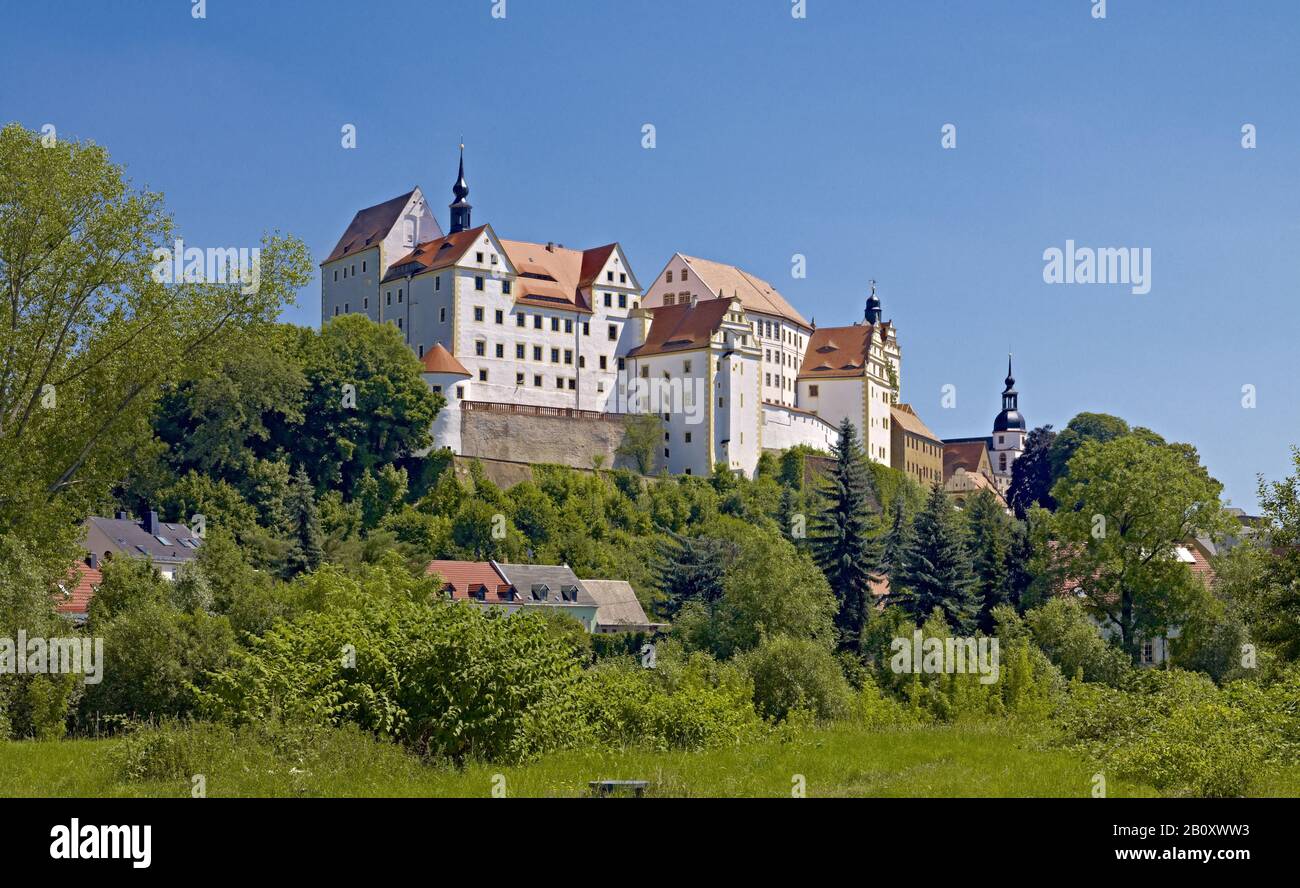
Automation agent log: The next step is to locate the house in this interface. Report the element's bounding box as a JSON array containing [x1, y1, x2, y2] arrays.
[[890, 403, 943, 488], [1051, 538, 1217, 667], [942, 441, 1007, 508], [424, 559, 602, 632], [82, 510, 202, 581], [54, 557, 102, 624], [580, 580, 664, 634]]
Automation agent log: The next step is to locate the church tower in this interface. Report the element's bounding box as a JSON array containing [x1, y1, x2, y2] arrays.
[[449, 144, 472, 234], [989, 354, 1026, 492]]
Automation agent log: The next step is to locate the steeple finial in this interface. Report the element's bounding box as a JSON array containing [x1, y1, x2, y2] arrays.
[[1005, 352, 1015, 390], [449, 141, 472, 233], [865, 279, 882, 324]]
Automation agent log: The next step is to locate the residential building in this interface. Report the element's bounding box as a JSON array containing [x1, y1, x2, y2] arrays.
[[82, 511, 202, 581], [580, 580, 662, 634], [424, 559, 601, 632]]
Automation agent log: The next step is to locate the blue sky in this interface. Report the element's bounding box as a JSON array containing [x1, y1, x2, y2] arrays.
[[3, 0, 1297, 509]]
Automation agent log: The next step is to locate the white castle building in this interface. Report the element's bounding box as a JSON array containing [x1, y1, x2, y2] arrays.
[[321, 150, 906, 477]]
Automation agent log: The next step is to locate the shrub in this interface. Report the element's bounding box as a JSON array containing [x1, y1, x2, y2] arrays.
[[740, 635, 853, 722]]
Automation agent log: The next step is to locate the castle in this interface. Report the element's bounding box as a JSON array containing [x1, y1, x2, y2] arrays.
[[321, 149, 1022, 484]]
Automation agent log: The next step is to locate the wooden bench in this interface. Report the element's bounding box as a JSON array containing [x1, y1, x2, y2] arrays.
[[588, 780, 649, 798]]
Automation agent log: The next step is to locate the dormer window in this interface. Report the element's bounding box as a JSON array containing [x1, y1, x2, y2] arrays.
[[531, 584, 549, 601], [561, 585, 579, 602]]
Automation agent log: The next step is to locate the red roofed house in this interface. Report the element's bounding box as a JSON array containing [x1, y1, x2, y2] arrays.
[[1052, 538, 1218, 667], [55, 558, 102, 624]]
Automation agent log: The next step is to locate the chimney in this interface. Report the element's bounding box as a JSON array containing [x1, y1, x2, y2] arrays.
[[86, 553, 99, 569], [144, 510, 160, 535], [115, 510, 128, 520], [545, 242, 556, 252]]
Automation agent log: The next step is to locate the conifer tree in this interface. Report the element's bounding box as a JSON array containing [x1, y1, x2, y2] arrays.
[[652, 529, 735, 619], [810, 418, 880, 649], [283, 466, 324, 577], [899, 482, 978, 633], [964, 488, 1011, 632], [879, 495, 913, 581]]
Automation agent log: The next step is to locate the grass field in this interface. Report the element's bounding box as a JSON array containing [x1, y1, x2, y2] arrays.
[[5, 722, 1297, 798]]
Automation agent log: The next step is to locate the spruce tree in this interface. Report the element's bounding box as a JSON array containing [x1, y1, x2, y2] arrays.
[[809, 417, 880, 649], [879, 495, 913, 581], [899, 482, 978, 633], [964, 488, 1011, 632], [284, 466, 324, 577], [652, 529, 734, 619]]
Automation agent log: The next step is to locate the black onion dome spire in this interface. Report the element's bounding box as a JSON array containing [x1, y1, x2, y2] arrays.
[[449, 142, 472, 233], [994, 353, 1026, 432], [865, 279, 882, 324]]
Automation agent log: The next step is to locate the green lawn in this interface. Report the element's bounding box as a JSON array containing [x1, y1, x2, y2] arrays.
[[0, 723, 1165, 798]]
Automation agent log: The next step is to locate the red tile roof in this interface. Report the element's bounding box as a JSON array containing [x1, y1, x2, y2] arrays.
[[943, 441, 991, 480], [798, 324, 887, 379], [383, 226, 486, 281], [891, 404, 941, 442], [680, 255, 811, 328], [425, 560, 516, 603], [627, 299, 734, 358], [324, 190, 415, 265], [420, 343, 471, 377], [56, 563, 101, 616]]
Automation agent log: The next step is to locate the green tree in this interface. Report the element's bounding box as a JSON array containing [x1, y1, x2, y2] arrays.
[[652, 529, 735, 620], [1049, 435, 1228, 662], [1250, 447, 1300, 659], [283, 467, 324, 578], [809, 418, 880, 649], [898, 483, 979, 632], [0, 123, 309, 572], [1008, 425, 1057, 518], [616, 414, 662, 475], [1047, 413, 1130, 485], [965, 488, 1012, 632]]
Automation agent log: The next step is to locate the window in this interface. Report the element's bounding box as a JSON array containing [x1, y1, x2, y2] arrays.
[[607, 270, 614, 282], [502, 280, 512, 295], [533, 374, 542, 387], [551, 348, 560, 363], [516, 312, 525, 327], [386, 292, 392, 306], [475, 276, 485, 291], [440, 307, 447, 323], [582, 322, 590, 336], [608, 324, 618, 341], [516, 344, 525, 359], [456, 386, 464, 398], [618, 357, 626, 370], [563, 349, 573, 365], [1142, 640, 1155, 664], [533, 345, 543, 361], [491, 255, 498, 266], [344, 303, 349, 313], [333, 306, 339, 317], [666, 270, 674, 283], [551, 317, 560, 332], [397, 318, 403, 331], [333, 270, 338, 282], [476, 251, 484, 263], [534, 315, 542, 329], [599, 356, 607, 370], [418, 345, 424, 358], [684, 359, 692, 373], [474, 306, 484, 322], [620, 273, 627, 284], [397, 289, 403, 303], [495, 309, 504, 324], [363, 297, 368, 310], [664, 448, 670, 458], [809, 385, 819, 396], [664, 294, 675, 306], [567, 378, 576, 390], [618, 293, 628, 309], [516, 372, 525, 385], [495, 343, 505, 358], [579, 356, 586, 368], [362, 261, 366, 273], [564, 319, 573, 333], [604, 293, 612, 308], [435, 276, 441, 291], [684, 432, 692, 444], [478, 369, 488, 382], [475, 341, 485, 357], [556, 377, 564, 389], [681, 269, 689, 281]]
